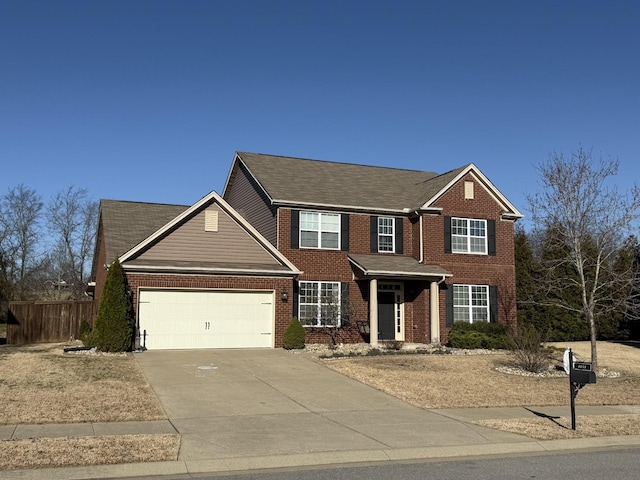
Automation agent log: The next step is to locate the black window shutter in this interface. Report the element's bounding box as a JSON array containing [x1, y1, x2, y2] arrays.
[[341, 214, 350, 251], [444, 216, 452, 254], [370, 216, 378, 253], [292, 281, 299, 319], [290, 210, 299, 249], [487, 219, 496, 256], [445, 285, 454, 327], [395, 217, 403, 254], [489, 285, 498, 323], [341, 282, 350, 326]]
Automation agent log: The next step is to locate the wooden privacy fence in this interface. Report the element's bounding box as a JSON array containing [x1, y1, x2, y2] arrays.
[[7, 300, 97, 345]]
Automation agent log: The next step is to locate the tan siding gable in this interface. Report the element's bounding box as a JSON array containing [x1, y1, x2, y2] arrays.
[[136, 203, 280, 265], [224, 161, 277, 246]]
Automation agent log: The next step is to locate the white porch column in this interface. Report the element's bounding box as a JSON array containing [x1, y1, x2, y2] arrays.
[[430, 280, 440, 344], [369, 278, 378, 346]]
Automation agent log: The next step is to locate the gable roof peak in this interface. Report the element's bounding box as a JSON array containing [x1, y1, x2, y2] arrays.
[[236, 151, 430, 175]]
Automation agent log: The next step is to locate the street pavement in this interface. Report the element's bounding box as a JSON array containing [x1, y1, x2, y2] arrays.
[[3, 348, 640, 479]]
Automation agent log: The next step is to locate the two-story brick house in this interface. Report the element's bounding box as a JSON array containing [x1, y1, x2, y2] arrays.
[[223, 152, 522, 345], [91, 151, 521, 349]]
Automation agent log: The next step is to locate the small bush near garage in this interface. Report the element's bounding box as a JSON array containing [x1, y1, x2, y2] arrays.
[[93, 259, 134, 352], [447, 321, 508, 350], [283, 317, 305, 349]]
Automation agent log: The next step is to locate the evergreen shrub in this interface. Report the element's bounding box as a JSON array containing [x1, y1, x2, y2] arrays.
[[92, 259, 134, 352], [282, 317, 305, 349], [447, 321, 508, 350]]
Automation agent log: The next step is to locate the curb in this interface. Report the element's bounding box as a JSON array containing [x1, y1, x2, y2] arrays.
[[4, 435, 640, 480]]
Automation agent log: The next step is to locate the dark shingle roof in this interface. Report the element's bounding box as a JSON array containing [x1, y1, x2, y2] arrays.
[[348, 254, 452, 278], [236, 152, 448, 211], [99, 199, 189, 264]]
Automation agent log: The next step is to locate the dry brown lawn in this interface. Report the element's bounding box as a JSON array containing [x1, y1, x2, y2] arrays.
[[0, 434, 180, 470], [323, 341, 640, 439], [0, 343, 165, 424], [476, 415, 640, 440], [0, 342, 173, 470], [323, 341, 640, 408]]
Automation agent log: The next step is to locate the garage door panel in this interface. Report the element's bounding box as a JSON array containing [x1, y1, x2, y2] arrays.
[[138, 290, 274, 350]]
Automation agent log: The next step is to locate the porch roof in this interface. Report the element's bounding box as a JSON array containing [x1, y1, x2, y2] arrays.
[[348, 254, 452, 280]]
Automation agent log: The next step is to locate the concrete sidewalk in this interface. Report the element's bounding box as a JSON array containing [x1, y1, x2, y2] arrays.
[[3, 349, 640, 479]]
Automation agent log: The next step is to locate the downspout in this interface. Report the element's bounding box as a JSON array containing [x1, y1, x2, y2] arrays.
[[416, 211, 424, 264]]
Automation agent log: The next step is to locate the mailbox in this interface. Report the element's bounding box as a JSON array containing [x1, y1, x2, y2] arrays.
[[570, 361, 596, 385], [570, 368, 596, 385]]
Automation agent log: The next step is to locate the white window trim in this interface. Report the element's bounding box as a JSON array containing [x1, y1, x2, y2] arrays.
[[299, 211, 341, 250], [298, 281, 341, 327], [377, 217, 395, 253], [451, 217, 488, 255], [453, 284, 490, 323]]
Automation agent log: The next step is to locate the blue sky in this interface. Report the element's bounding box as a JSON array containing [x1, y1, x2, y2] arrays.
[[1, 0, 639, 225]]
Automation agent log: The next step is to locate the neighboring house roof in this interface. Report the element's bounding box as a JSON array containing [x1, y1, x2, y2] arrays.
[[348, 254, 452, 279], [224, 152, 523, 217], [99, 199, 189, 267]]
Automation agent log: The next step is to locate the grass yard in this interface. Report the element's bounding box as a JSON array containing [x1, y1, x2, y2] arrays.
[[322, 341, 640, 439], [0, 342, 174, 470], [0, 343, 165, 424], [0, 434, 180, 470], [322, 341, 640, 409]]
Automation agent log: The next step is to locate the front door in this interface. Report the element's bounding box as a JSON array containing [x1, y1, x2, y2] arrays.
[[378, 291, 395, 340]]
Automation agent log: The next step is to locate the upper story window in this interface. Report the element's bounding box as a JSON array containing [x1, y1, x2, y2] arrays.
[[453, 284, 489, 323], [378, 217, 395, 252], [300, 211, 340, 249], [370, 216, 403, 254], [451, 217, 487, 254]]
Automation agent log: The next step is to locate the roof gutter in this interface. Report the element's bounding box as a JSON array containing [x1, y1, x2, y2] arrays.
[[272, 199, 410, 215], [121, 264, 302, 277]]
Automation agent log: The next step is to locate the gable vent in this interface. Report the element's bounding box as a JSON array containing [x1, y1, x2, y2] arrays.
[[464, 181, 474, 200], [205, 209, 219, 232]]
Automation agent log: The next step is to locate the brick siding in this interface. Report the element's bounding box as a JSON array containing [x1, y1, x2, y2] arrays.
[[124, 273, 294, 348], [275, 171, 518, 345]]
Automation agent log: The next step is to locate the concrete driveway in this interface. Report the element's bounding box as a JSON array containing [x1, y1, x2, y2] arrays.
[[135, 349, 530, 467]]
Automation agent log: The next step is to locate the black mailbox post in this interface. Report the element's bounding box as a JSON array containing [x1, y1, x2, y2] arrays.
[[567, 349, 596, 430]]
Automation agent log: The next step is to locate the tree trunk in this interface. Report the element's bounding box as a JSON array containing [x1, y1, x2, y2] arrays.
[[587, 310, 598, 371]]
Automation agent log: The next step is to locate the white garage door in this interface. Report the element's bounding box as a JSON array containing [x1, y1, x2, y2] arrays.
[[138, 289, 274, 349]]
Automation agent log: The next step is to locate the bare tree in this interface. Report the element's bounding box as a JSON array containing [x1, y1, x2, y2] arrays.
[[0, 184, 43, 300], [527, 148, 640, 370], [46, 187, 98, 299]]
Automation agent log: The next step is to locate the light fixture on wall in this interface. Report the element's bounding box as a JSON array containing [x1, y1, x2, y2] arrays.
[[281, 289, 288, 302]]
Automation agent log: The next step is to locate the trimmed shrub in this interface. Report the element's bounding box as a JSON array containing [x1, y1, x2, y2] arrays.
[[282, 317, 305, 350], [447, 321, 508, 350], [92, 259, 134, 352]]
